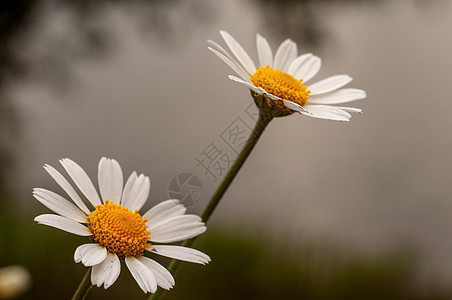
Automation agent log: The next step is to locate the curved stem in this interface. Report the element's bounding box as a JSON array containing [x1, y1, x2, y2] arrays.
[[149, 111, 273, 300], [71, 268, 92, 300]]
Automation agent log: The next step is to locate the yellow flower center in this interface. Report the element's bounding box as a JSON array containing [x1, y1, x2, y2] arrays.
[[87, 200, 150, 259], [251, 66, 310, 111]]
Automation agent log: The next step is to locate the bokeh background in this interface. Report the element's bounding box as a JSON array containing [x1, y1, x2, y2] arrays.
[[1, 0, 452, 299]]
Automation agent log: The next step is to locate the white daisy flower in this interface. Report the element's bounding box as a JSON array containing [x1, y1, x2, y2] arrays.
[[33, 157, 210, 293], [208, 31, 366, 121]]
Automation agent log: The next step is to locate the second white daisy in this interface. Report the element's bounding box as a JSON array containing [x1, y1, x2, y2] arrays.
[[34, 157, 210, 293], [208, 31, 366, 121]]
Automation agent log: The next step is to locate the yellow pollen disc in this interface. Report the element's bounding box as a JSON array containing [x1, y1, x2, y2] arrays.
[[251, 66, 310, 109], [87, 200, 150, 259]]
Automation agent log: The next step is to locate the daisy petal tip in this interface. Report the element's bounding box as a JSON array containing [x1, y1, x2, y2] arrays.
[[172, 199, 182, 206], [362, 90, 367, 98], [199, 255, 211, 265], [202, 254, 212, 265], [219, 30, 231, 42], [355, 89, 367, 99], [102, 276, 116, 289], [163, 198, 181, 206], [59, 158, 70, 164]]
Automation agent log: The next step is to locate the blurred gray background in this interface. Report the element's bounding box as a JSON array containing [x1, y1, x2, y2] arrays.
[[1, 0, 452, 299]]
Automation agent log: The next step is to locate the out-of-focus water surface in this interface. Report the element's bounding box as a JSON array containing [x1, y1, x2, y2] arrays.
[[2, 0, 452, 298]]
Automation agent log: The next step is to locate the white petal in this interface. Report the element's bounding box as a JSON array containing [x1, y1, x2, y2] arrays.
[[142, 199, 186, 228], [34, 214, 91, 236], [273, 39, 297, 72], [98, 157, 123, 204], [74, 244, 107, 267], [125, 257, 157, 294], [256, 34, 273, 67], [138, 257, 175, 290], [60, 158, 101, 207], [337, 106, 363, 113], [308, 88, 366, 104], [292, 55, 321, 83], [33, 188, 87, 223], [121, 174, 150, 211], [228, 75, 262, 94], [282, 100, 308, 113], [302, 105, 351, 122], [220, 31, 256, 75], [207, 40, 250, 81], [91, 252, 121, 289], [148, 245, 211, 265], [308, 75, 353, 95], [149, 214, 201, 231], [287, 53, 313, 75], [121, 171, 137, 206], [44, 164, 90, 214], [262, 91, 281, 101], [149, 215, 207, 243]]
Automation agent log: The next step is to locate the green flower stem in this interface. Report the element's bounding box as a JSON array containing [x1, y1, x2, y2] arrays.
[[149, 110, 273, 300], [71, 268, 92, 300]]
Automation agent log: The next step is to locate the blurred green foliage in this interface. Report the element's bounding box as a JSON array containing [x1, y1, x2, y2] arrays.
[[167, 228, 449, 300], [0, 194, 450, 299]]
